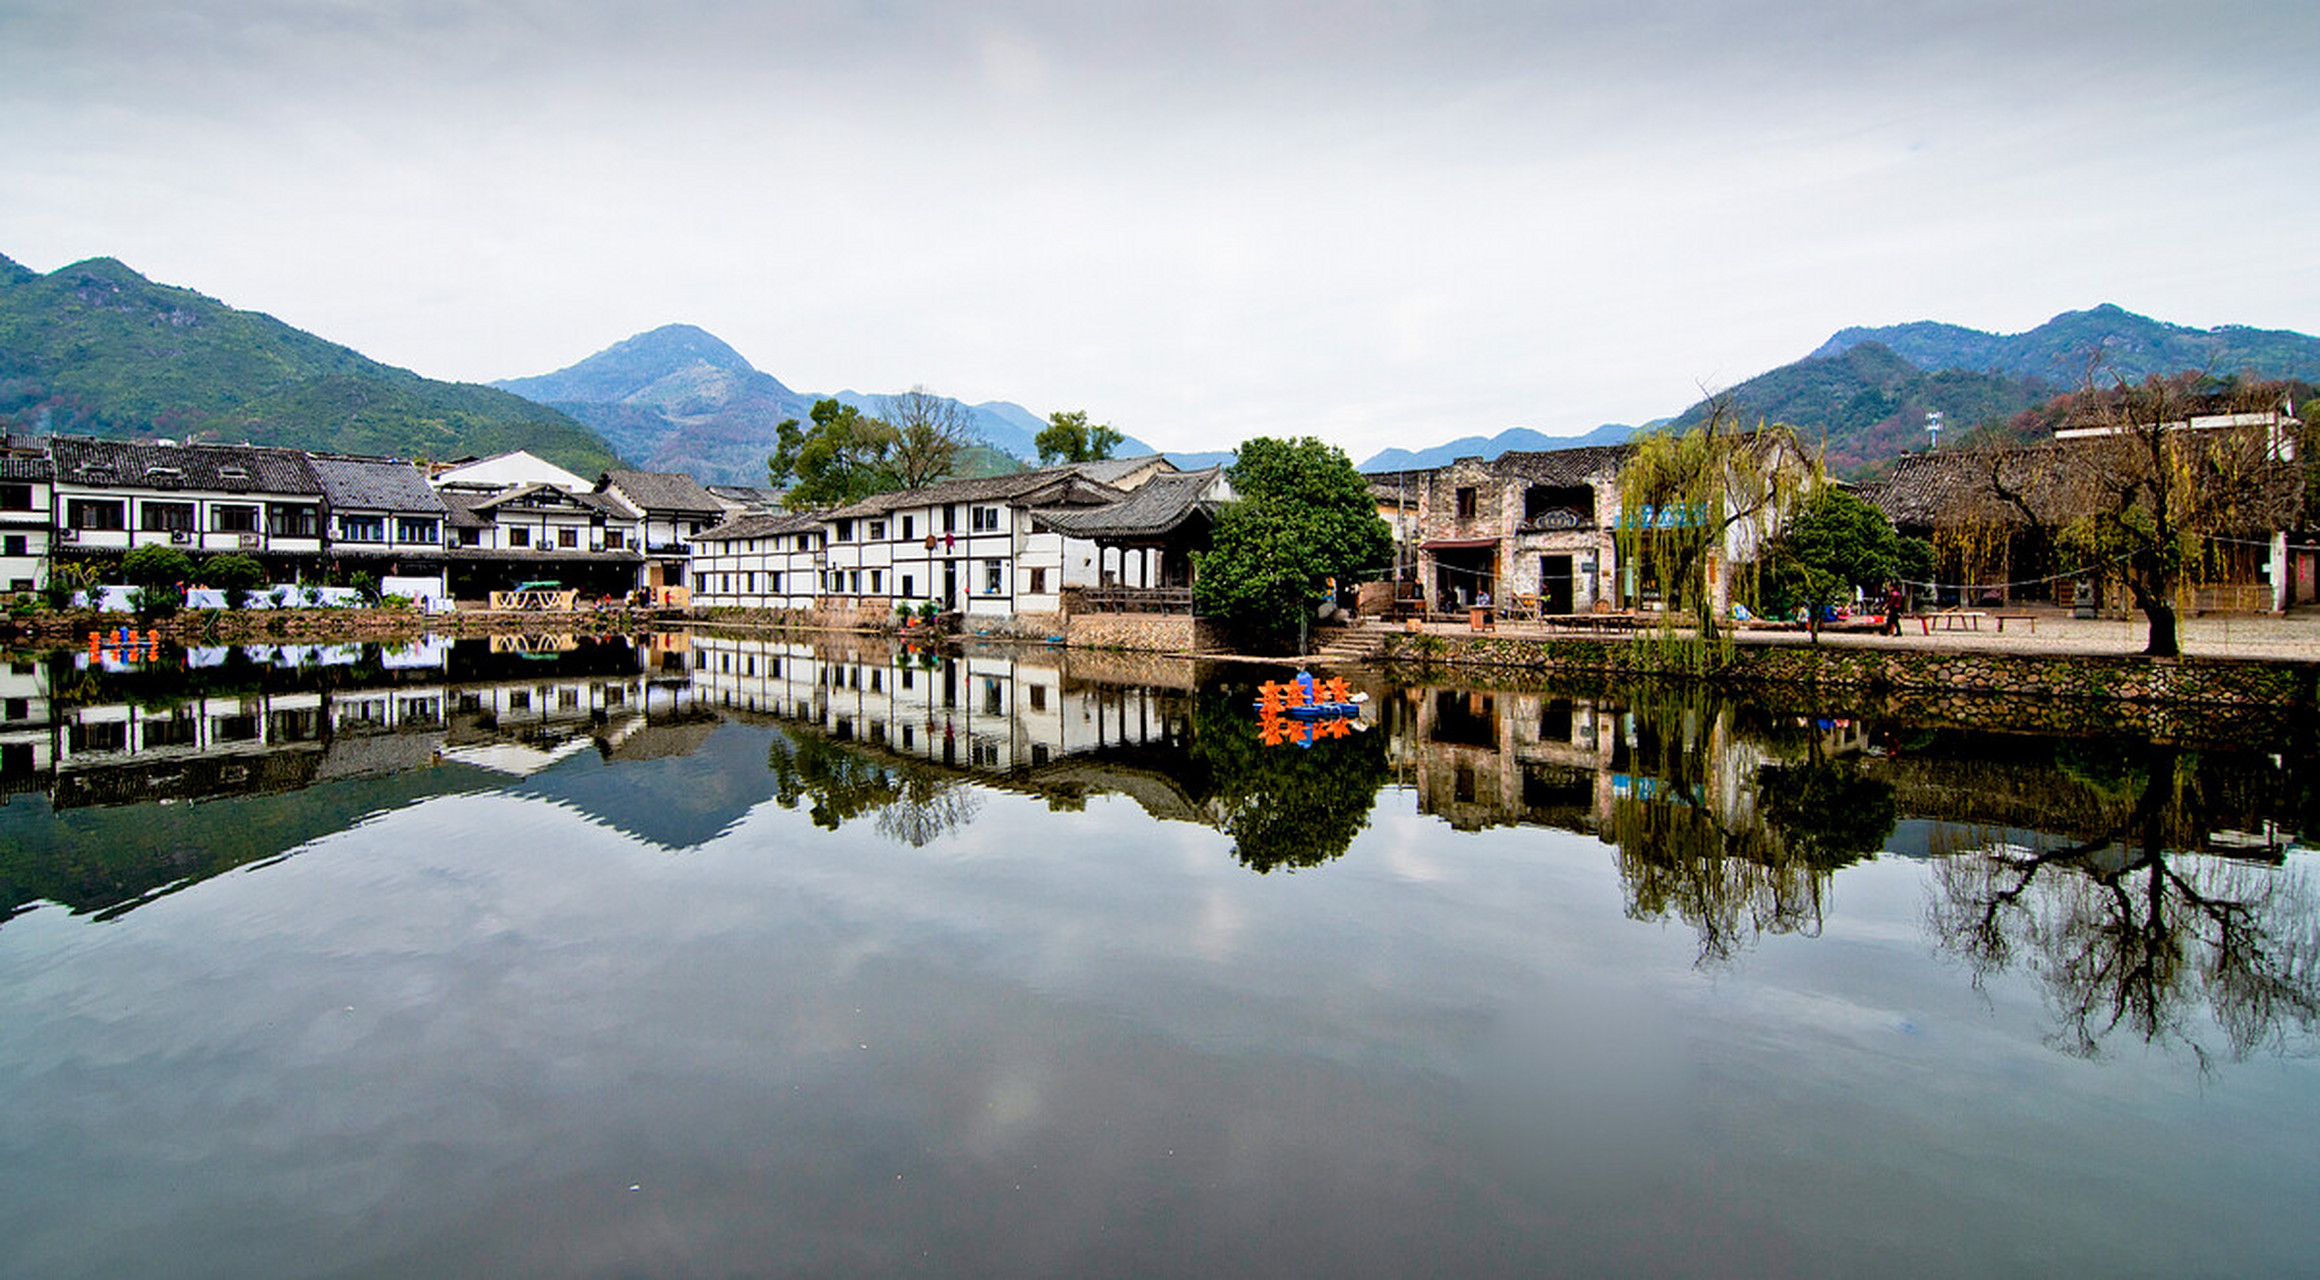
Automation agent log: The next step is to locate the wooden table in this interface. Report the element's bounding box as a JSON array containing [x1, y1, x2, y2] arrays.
[[1918, 610, 1988, 633]]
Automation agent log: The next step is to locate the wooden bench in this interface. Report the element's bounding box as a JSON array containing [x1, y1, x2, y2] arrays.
[[1991, 613, 2037, 633]]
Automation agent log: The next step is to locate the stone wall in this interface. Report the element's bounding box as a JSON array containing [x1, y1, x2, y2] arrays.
[[1376, 630, 2320, 711], [1064, 612, 1223, 653]]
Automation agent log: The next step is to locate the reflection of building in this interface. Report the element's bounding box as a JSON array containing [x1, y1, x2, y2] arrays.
[[0, 636, 704, 806], [690, 634, 1191, 775]]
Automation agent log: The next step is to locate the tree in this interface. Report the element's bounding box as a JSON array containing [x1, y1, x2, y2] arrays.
[[881, 385, 981, 490], [1616, 400, 1815, 643], [119, 544, 194, 619], [2045, 372, 2298, 658], [767, 398, 902, 510], [199, 553, 267, 610], [1928, 741, 2320, 1064], [1035, 410, 1124, 465], [1193, 437, 1392, 649], [1766, 486, 1906, 641]]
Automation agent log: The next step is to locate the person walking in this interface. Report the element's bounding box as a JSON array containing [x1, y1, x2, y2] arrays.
[[1882, 582, 1906, 635]]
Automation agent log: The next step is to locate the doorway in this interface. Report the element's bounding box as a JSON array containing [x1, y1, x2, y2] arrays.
[[1540, 554, 1574, 615]]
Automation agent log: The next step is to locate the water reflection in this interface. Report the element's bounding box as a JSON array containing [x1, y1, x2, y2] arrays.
[[7, 631, 2318, 1062], [1927, 741, 2320, 1064]]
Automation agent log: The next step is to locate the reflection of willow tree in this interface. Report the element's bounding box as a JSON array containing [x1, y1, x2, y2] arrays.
[[1929, 742, 2320, 1064], [1613, 686, 1893, 963], [765, 733, 982, 847], [1191, 690, 1391, 873]]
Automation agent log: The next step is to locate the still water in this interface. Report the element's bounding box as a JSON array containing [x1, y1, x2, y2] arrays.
[[1, 633, 2315, 1277]]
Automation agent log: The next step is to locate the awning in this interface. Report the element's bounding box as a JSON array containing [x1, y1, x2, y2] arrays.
[[1421, 538, 1499, 551]]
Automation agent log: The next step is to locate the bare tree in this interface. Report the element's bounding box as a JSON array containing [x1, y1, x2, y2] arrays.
[[2046, 372, 2299, 657], [881, 386, 983, 490]]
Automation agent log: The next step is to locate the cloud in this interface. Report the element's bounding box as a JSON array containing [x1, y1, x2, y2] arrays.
[[4, 0, 2316, 458]]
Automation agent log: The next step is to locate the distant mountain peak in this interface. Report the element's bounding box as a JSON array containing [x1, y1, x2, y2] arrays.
[[606, 323, 757, 374]]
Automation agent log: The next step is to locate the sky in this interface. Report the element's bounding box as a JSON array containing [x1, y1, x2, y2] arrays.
[[4, 0, 2316, 460]]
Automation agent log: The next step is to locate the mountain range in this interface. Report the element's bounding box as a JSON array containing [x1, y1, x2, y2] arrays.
[[8, 249, 2316, 489], [1671, 305, 2320, 475], [493, 324, 1151, 487], [0, 254, 618, 474]]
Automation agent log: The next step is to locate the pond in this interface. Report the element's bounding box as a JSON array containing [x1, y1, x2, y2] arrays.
[[1, 633, 2316, 1278]]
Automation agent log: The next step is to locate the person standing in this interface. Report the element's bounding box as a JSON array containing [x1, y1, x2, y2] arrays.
[[1882, 582, 1905, 635]]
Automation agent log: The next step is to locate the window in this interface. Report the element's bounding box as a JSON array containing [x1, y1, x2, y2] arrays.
[[870, 569, 883, 594], [901, 574, 914, 598], [212, 505, 259, 533], [68, 499, 125, 530], [1028, 567, 1047, 595], [140, 501, 195, 532], [395, 517, 438, 543], [771, 571, 782, 593], [3, 698, 26, 721], [338, 514, 385, 542], [1028, 684, 1047, 712], [848, 569, 861, 594], [458, 528, 481, 547], [558, 528, 578, 549], [0, 483, 32, 511], [869, 519, 886, 539], [266, 504, 317, 537], [603, 530, 624, 549], [3, 535, 24, 556], [1456, 487, 1478, 519], [943, 505, 957, 532], [836, 519, 853, 542], [971, 505, 1000, 532], [508, 526, 531, 548], [984, 559, 1003, 594], [902, 515, 915, 539]]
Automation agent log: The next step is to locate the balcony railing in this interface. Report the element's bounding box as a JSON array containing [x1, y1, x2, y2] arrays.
[[1067, 585, 1195, 615]]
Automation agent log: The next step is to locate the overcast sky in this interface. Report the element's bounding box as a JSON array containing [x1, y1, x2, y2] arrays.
[[4, 0, 2315, 458]]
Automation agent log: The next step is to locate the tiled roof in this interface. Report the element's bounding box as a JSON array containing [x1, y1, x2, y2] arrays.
[[706, 484, 787, 510], [308, 455, 448, 514], [1069, 455, 1171, 485], [439, 490, 492, 529], [1871, 440, 2303, 531], [601, 469, 725, 516], [1032, 468, 1227, 540], [49, 436, 320, 494], [697, 511, 825, 543], [1364, 445, 1634, 490], [0, 453, 51, 481], [825, 468, 1124, 519], [1488, 444, 1636, 484]]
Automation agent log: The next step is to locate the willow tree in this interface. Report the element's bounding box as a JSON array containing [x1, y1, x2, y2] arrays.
[[1616, 401, 1815, 646], [2043, 374, 2300, 657]]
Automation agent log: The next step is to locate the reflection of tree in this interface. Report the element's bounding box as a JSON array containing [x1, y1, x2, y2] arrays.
[[1191, 689, 1391, 873], [1610, 687, 1891, 963], [1928, 743, 2320, 1064], [766, 733, 981, 846]]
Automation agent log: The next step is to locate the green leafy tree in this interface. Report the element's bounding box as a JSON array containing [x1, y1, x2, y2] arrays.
[[1194, 437, 1392, 649], [767, 398, 902, 509], [1766, 486, 1905, 641], [1190, 688, 1391, 873], [199, 553, 267, 610], [882, 386, 981, 489], [1035, 410, 1124, 465], [119, 545, 194, 619]]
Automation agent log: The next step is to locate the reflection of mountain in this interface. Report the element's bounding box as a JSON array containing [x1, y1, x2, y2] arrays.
[[510, 716, 777, 851], [0, 761, 497, 922]]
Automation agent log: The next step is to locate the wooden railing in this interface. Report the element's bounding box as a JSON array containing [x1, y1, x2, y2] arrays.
[[1067, 586, 1195, 614], [488, 588, 579, 611]]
